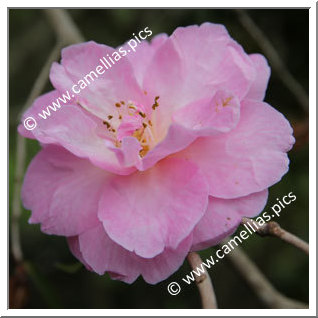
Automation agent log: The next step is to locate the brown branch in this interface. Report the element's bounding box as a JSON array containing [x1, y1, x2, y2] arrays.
[[241, 217, 309, 255], [187, 252, 218, 309], [236, 9, 308, 114], [223, 242, 308, 309]]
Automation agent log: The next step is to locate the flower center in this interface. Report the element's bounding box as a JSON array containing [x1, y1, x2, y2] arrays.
[[103, 96, 160, 157]]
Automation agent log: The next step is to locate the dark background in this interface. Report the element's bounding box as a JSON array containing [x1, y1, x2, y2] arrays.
[[9, 9, 309, 309]]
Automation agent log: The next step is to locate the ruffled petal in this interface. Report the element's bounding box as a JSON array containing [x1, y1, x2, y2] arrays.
[[245, 54, 271, 101], [173, 100, 295, 199], [67, 236, 92, 270], [172, 89, 240, 136], [22, 145, 110, 236], [191, 190, 268, 251], [50, 41, 146, 120], [144, 22, 255, 110], [123, 33, 168, 86], [98, 157, 209, 258], [77, 224, 192, 284], [18, 90, 135, 174]]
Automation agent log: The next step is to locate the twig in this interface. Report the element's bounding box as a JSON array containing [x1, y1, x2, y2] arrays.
[[11, 134, 26, 263], [12, 42, 63, 264], [241, 217, 309, 255], [11, 9, 84, 265], [187, 252, 218, 309], [236, 9, 309, 114], [44, 9, 84, 44], [223, 242, 308, 309], [18, 42, 63, 119]]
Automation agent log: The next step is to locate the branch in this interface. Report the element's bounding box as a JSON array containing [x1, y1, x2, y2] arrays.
[[223, 242, 308, 309], [241, 217, 309, 255], [11, 134, 26, 263], [11, 9, 84, 265], [236, 9, 308, 114], [187, 252, 218, 309], [12, 41, 65, 264], [18, 42, 63, 119], [44, 9, 84, 44]]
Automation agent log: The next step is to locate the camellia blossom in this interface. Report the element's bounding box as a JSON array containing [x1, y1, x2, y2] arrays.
[[19, 23, 295, 284]]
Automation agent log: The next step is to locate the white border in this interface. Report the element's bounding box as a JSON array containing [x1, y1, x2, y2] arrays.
[[3, 0, 316, 316]]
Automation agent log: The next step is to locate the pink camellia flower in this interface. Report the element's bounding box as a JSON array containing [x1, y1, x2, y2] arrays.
[[19, 23, 295, 284]]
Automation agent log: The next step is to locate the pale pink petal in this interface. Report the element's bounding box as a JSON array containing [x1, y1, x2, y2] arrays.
[[172, 89, 240, 136], [140, 23, 255, 155], [22, 145, 110, 236], [246, 54, 271, 100], [67, 236, 92, 271], [98, 158, 209, 258], [144, 23, 255, 109], [137, 234, 192, 284], [18, 90, 135, 175], [173, 100, 295, 199], [78, 224, 140, 283], [107, 136, 142, 168], [163, 23, 231, 105], [77, 224, 192, 284], [142, 36, 183, 112], [50, 41, 146, 120], [139, 123, 197, 171], [22, 145, 70, 224], [191, 190, 268, 251], [123, 33, 168, 86]]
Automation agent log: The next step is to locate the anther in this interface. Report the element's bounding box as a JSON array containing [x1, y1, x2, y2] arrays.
[[103, 121, 111, 128]]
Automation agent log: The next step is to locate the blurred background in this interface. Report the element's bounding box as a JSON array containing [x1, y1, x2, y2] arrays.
[[9, 9, 309, 309]]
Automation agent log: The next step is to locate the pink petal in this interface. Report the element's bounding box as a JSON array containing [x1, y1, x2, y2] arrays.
[[50, 41, 146, 120], [137, 234, 192, 284], [142, 36, 183, 116], [135, 23, 256, 170], [144, 22, 255, 109], [18, 90, 135, 175], [22, 145, 110, 236], [246, 54, 271, 101], [98, 157, 209, 258], [191, 190, 268, 251], [78, 224, 140, 282], [123, 33, 168, 86], [172, 89, 240, 136], [67, 236, 92, 271], [107, 136, 142, 168], [173, 100, 295, 199], [139, 122, 197, 171], [77, 224, 192, 284]]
